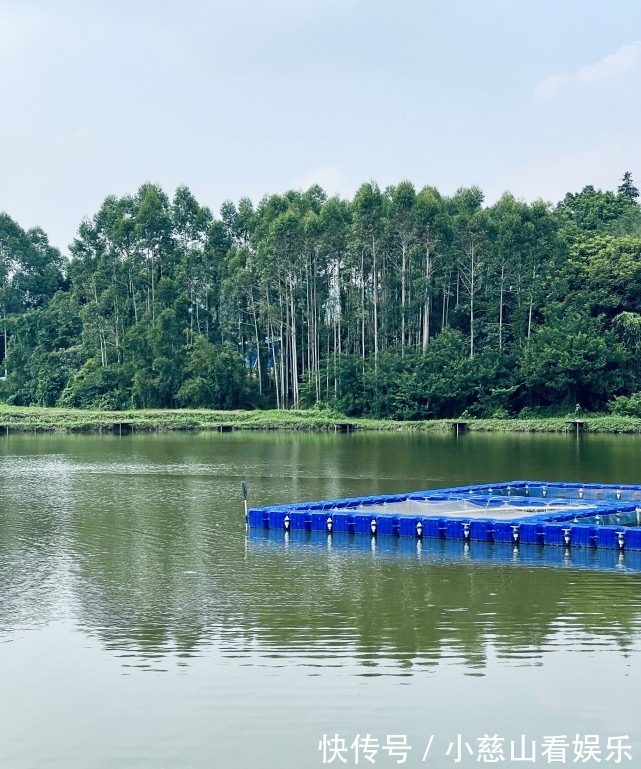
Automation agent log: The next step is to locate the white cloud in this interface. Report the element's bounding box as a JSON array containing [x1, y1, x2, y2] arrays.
[[289, 165, 354, 198], [484, 141, 641, 205], [503, 40, 641, 204], [534, 40, 641, 99]]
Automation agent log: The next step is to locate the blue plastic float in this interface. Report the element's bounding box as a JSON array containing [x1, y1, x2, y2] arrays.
[[247, 481, 641, 552], [248, 528, 641, 573]]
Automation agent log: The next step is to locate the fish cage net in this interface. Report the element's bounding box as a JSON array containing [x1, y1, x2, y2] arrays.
[[350, 497, 595, 520], [575, 509, 641, 527]]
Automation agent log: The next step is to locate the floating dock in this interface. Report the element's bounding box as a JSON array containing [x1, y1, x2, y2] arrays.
[[247, 481, 641, 551], [248, 528, 641, 573]]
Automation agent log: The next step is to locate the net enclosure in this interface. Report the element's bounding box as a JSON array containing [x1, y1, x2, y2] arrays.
[[247, 481, 641, 551]]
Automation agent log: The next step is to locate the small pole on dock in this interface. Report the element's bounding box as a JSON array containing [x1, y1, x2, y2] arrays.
[[241, 481, 248, 522]]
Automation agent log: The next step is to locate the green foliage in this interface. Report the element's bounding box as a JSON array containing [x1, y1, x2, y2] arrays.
[[1, 171, 641, 419], [558, 184, 633, 232], [617, 171, 639, 205], [60, 360, 131, 409], [563, 233, 641, 317], [3, 292, 83, 406], [0, 214, 65, 310], [518, 313, 629, 410], [177, 337, 260, 409], [608, 392, 641, 418], [320, 331, 515, 420]]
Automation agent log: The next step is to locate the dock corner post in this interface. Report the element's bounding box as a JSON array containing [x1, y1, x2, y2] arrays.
[[241, 481, 248, 523]]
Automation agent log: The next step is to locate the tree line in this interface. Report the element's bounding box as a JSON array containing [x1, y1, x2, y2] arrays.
[[1, 173, 641, 418]]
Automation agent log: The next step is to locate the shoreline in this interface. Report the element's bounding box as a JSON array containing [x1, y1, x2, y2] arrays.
[[1, 406, 641, 434]]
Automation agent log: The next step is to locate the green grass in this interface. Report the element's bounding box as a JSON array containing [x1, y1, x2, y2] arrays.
[[465, 416, 641, 433], [2, 405, 641, 434]]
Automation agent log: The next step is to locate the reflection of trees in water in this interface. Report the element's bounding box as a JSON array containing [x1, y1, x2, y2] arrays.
[[1, 472, 641, 671], [245, 536, 641, 670], [0, 472, 74, 631], [69, 474, 235, 660], [67, 497, 641, 669], [2, 434, 641, 669]]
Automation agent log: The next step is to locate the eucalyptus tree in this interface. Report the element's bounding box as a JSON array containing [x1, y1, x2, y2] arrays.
[[172, 186, 214, 338], [474, 196, 562, 356], [134, 184, 174, 321], [300, 208, 323, 399], [69, 194, 136, 366], [220, 242, 266, 395], [318, 196, 351, 394], [248, 194, 304, 407], [413, 186, 448, 349], [485, 194, 555, 352], [351, 182, 386, 367], [518, 200, 567, 341], [0, 215, 65, 314], [448, 187, 486, 357], [386, 181, 417, 355], [4, 172, 641, 416]]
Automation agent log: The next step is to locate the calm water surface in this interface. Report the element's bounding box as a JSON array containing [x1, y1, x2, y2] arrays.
[[0, 432, 640, 769]]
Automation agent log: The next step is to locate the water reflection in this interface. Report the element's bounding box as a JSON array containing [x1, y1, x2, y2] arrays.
[[0, 433, 641, 675]]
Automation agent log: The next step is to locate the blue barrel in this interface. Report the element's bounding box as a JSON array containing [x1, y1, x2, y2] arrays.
[[399, 517, 421, 537], [594, 527, 622, 549], [625, 529, 641, 550], [569, 525, 596, 548], [330, 512, 353, 533], [290, 511, 311, 531], [445, 519, 469, 540], [519, 522, 544, 545], [268, 510, 288, 529], [248, 509, 267, 528], [542, 524, 570, 546], [469, 520, 493, 542], [353, 514, 376, 534], [493, 521, 517, 543], [423, 518, 446, 539], [310, 512, 330, 531], [376, 515, 399, 536]]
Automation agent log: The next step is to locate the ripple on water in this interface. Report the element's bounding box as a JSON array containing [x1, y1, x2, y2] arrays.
[[1, 434, 641, 769]]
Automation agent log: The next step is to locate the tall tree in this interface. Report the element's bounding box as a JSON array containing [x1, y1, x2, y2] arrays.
[[618, 171, 639, 205]]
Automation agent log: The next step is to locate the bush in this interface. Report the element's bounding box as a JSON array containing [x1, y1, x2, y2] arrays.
[[59, 360, 131, 409], [608, 392, 641, 417]]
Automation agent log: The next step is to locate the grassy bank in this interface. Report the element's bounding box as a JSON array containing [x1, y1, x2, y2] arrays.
[[2, 405, 641, 434]]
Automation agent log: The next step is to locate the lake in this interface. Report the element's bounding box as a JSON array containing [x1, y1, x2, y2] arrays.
[[0, 431, 640, 768]]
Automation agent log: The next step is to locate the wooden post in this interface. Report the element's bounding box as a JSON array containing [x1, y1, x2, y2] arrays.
[[565, 420, 585, 437]]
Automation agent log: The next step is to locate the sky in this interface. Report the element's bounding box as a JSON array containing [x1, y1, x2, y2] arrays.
[[1, 0, 641, 253]]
